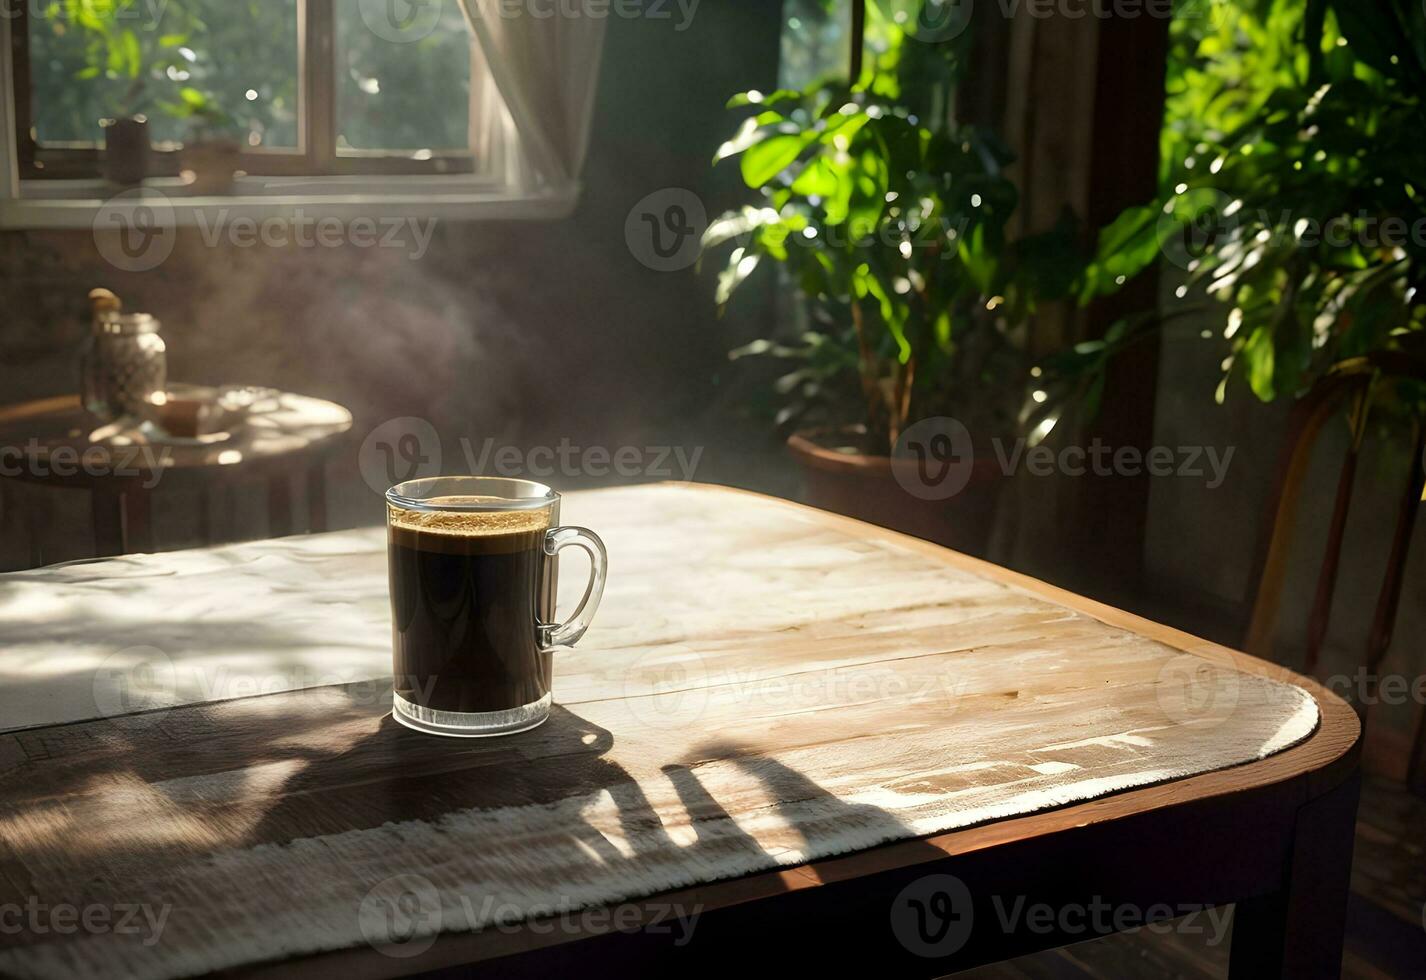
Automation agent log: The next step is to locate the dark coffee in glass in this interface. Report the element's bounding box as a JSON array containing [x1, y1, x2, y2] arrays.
[[385, 478, 607, 738]]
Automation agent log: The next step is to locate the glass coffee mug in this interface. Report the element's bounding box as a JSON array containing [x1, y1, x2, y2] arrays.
[[385, 477, 607, 737]]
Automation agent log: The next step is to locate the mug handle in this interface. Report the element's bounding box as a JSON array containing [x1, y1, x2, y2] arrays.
[[538, 527, 607, 650]]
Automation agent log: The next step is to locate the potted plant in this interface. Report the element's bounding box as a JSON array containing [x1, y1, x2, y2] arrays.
[[33, 1, 272, 189], [704, 4, 1086, 554], [179, 98, 244, 194], [34, 2, 207, 184]]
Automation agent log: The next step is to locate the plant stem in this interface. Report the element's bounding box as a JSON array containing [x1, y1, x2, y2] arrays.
[[890, 358, 916, 452], [850, 0, 866, 86], [850, 299, 883, 440]]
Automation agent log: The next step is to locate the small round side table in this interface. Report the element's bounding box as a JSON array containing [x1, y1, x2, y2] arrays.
[[0, 390, 352, 562]]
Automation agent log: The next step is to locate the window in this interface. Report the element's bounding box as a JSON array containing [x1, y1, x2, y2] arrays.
[[13, 0, 484, 179], [780, 0, 852, 91]]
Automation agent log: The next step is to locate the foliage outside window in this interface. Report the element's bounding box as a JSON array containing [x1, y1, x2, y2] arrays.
[[1034, 0, 1426, 430], [21, 0, 475, 172]]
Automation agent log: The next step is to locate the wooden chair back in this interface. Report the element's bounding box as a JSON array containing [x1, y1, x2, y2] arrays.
[[1242, 352, 1426, 793]]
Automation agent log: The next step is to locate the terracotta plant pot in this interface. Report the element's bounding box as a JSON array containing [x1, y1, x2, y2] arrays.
[[101, 116, 150, 185], [182, 138, 242, 195], [787, 428, 1003, 556]]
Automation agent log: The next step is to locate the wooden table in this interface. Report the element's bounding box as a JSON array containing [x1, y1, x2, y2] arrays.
[[0, 485, 1359, 979], [0, 391, 352, 560]]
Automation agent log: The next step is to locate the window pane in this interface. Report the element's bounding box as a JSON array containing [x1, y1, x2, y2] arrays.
[[334, 2, 472, 154], [27, 0, 300, 149], [780, 0, 851, 90]]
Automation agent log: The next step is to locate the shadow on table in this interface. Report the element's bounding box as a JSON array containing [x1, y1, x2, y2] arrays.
[[2, 692, 948, 962], [245, 704, 677, 853], [246, 707, 932, 857], [239, 709, 947, 924]]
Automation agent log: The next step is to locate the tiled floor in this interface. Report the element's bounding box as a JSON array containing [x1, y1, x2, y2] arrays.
[[954, 776, 1426, 979]]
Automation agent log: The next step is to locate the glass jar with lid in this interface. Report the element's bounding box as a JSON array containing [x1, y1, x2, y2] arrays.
[[80, 312, 167, 422]]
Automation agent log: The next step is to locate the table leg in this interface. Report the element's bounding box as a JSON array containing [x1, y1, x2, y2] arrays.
[[1228, 771, 1361, 979], [306, 460, 328, 533], [1408, 704, 1426, 798], [123, 489, 154, 554], [33, 489, 55, 568], [269, 474, 294, 539], [92, 488, 155, 557], [197, 486, 213, 546], [91, 489, 125, 557], [0, 480, 42, 570], [218, 483, 235, 543]]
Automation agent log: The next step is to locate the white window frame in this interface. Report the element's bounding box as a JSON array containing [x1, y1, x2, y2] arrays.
[[0, 4, 570, 229]]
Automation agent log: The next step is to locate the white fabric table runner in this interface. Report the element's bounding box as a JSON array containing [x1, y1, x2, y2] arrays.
[[0, 529, 395, 734]]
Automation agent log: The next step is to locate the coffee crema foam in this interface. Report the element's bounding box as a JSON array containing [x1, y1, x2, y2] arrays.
[[388, 496, 552, 537]]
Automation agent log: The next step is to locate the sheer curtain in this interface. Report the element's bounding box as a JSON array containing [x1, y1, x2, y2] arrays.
[[457, 0, 607, 193]]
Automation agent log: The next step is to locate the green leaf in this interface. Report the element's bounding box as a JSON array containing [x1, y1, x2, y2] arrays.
[[715, 251, 761, 307], [855, 265, 911, 363], [846, 148, 888, 239], [1076, 204, 1160, 302], [119, 29, 140, 78], [726, 89, 802, 109], [1241, 328, 1277, 402], [957, 223, 997, 296], [701, 205, 783, 250], [740, 134, 811, 188], [712, 113, 785, 164], [790, 155, 841, 200]]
